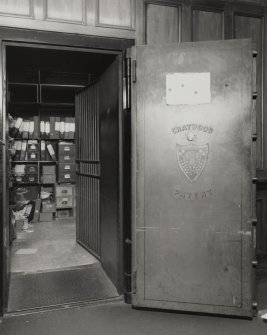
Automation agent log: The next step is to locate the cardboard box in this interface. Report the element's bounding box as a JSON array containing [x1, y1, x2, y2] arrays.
[[11, 186, 40, 203], [56, 184, 73, 197], [24, 174, 38, 183], [58, 143, 75, 157], [56, 196, 73, 208], [41, 201, 56, 213], [39, 212, 53, 222], [42, 165, 56, 175], [59, 154, 75, 162], [58, 171, 75, 184], [27, 151, 39, 161], [32, 198, 41, 223], [58, 163, 75, 174], [56, 209, 71, 218], [27, 141, 39, 161], [15, 175, 25, 183], [42, 174, 56, 184], [15, 218, 28, 231], [25, 164, 38, 174]]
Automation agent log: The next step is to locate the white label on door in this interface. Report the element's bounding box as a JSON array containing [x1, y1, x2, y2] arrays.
[[166, 72, 211, 105]]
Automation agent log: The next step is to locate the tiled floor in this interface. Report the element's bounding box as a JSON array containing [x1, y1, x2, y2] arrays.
[[11, 219, 98, 273]]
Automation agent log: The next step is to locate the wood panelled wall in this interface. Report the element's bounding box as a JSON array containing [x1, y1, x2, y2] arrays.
[[136, 0, 267, 259], [0, 0, 135, 39], [136, 0, 266, 171]]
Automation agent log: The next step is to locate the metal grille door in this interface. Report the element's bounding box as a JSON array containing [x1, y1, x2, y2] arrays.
[[76, 83, 100, 258]]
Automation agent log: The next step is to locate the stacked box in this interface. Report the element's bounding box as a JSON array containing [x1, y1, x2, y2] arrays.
[[42, 164, 56, 184], [55, 184, 73, 210], [25, 174, 38, 183], [56, 209, 71, 218], [42, 201, 56, 213], [27, 140, 39, 161], [32, 198, 41, 223], [40, 182, 56, 221], [58, 142, 75, 183]]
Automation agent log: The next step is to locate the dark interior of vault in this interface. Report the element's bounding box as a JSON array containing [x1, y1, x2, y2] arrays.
[[6, 45, 120, 312]]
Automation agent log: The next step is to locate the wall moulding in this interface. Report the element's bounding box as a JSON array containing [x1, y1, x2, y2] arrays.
[[43, 0, 86, 25], [96, 0, 136, 30], [0, 0, 34, 19], [144, 0, 181, 44]]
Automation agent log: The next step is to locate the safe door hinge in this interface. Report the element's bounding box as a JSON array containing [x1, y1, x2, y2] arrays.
[[252, 218, 258, 226], [252, 51, 257, 98], [252, 301, 258, 310], [132, 271, 137, 294], [124, 270, 137, 295], [132, 60, 137, 83], [252, 177, 258, 184], [252, 134, 258, 141], [123, 57, 131, 110]]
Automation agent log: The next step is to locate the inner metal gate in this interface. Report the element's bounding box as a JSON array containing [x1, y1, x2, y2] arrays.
[[76, 83, 100, 259]]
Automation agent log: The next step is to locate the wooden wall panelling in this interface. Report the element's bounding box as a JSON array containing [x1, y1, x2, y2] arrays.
[[233, 9, 264, 170], [144, 0, 181, 45], [190, 0, 231, 41], [135, 0, 145, 44], [256, 188, 267, 258], [96, 0, 135, 29], [0, 0, 135, 39], [192, 8, 224, 41], [0, 0, 33, 18], [44, 0, 86, 24], [180, 1, 192, 42], [33, 0, 44, 21], [263, 9, 267, 175]]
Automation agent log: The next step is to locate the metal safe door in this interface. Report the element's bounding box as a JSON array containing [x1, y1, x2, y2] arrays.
[[132, 39, 255, 317]]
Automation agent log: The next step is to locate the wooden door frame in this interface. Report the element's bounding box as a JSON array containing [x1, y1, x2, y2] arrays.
[[0, 27, 134, 316]]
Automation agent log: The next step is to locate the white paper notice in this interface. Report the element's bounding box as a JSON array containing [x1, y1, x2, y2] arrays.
[[166, 72, 211, 105]]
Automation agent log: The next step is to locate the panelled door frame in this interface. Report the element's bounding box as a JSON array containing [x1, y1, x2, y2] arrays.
[[0, 27, 135, 316]]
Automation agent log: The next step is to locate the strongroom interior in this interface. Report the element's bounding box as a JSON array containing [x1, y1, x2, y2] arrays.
[[5, 44, 127, 313]]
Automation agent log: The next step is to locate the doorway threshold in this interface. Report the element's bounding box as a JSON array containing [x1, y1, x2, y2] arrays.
[[5, 295, 123, 318], [7, 263, 120, 314]]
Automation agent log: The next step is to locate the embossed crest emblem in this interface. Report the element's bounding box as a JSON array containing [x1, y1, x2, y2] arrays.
[[176, 143, 209, 182]]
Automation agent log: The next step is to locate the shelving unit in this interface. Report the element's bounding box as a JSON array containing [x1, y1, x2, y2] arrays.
[[8, 69, 86, 221]]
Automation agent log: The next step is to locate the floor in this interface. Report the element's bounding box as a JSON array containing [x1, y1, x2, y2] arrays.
[[7, 218, 121, 313], [1, 300, 267, 335], [8, 264, 119, 312], [11, 219, 97, 273], [4, 219, 267, 333]]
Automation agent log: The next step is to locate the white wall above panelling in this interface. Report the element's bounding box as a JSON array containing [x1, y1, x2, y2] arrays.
[[0, 0, 135, 39], [45, 0, 85, 24], [97, 0, 134, 29], [0, 0, 33, 18]]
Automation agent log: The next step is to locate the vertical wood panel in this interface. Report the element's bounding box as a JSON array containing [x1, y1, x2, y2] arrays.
[[0, 0, 32, 17], [256, 189, 267, 259], [192, 10, 223, 41], [45, 0, 85, 23], [146, 3, 180, 45], [97, 0, 133, 28], [234, 14, 263, 169]]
